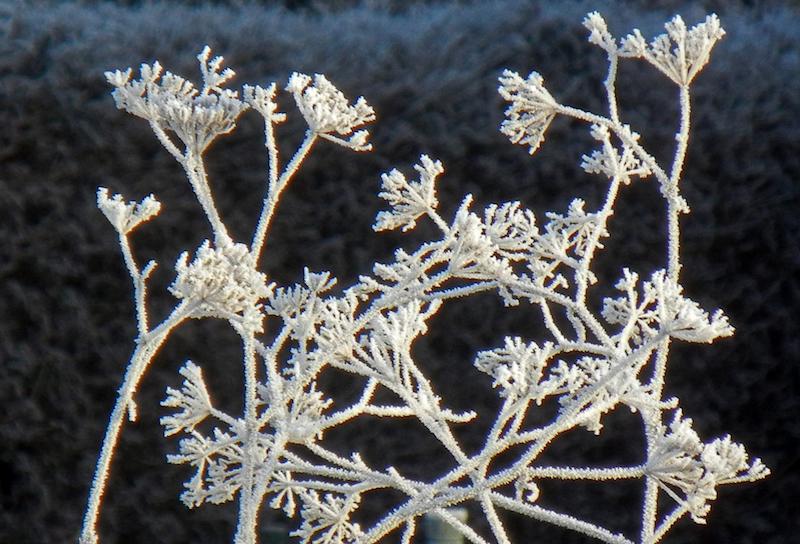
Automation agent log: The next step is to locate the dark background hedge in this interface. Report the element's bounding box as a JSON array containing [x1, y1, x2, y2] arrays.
[[1, 0, 798, 542]]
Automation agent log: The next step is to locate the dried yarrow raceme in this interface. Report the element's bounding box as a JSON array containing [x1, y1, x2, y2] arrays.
[[81, 13, 767, 544]]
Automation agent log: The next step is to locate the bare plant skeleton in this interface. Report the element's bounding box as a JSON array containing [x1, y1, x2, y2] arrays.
[[80, 12, 768, 544]]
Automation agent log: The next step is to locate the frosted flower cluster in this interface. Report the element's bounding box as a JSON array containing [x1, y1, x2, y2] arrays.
[[169, 241, 271, 332], [96, 187, 161, 235], [617, 14, 726, 85], [106, 47, 249, 154], [601, 269, 734, 350], [474, 338, 560, 402], [287, 72, 376, 150], [81, 13, 767, 544], [581, 124, 652, 183], [498, 70, 558, 154], [374, 154, 443, 232], [646, 411, 768, 524], [160, 361, 213, 438]]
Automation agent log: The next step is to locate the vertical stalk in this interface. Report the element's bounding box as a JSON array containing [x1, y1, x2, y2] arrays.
[[667, 85, 691, 283], [119, 235, 154, 338], [641, 84, 692, 543], [605, 53, 621, 125], [576, 173, 622, 305], [639, 475, 660, 544], [234, 332, 260, 544]]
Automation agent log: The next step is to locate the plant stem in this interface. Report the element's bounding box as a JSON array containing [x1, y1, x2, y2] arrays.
[[80, 303, 191, 544], [252, 131, 317, 260]]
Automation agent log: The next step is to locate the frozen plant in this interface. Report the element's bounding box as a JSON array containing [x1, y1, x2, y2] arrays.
[[80, 13, 768, 544]]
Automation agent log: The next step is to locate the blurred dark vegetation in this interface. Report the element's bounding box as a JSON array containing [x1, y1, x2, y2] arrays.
[[0, 0, 798, 542]]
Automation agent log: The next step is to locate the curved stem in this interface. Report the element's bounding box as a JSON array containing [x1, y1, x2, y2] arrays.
[[641, 85, 692, 542], [481, 492, 512, 544], [651, 503, 689, 543], [556, 105, 670, 189], [119, 235, 156, 338], [149, 121, 183, 162], [605, 53, 621, 125], [526, 465, 645, 481], [79, 302, 192, 544], [576, 173, 622, 304], [490, 492, 634, 544], [640, 477, 661, 544], [666, 85, 691, 283]]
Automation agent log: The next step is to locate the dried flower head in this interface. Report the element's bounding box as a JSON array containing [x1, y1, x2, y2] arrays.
[[96, 188, 161, 234], [498, 69, 559, 154], [374, 154, 443, 232], [169, 241, 271, 331], [620, 14, 726, 85], [105, 47, 249, 154], [287, 72, 375, 150], [646, 411, 768, 524]]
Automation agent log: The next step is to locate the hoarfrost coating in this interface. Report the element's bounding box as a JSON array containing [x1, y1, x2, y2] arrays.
[[80, 12, 767, 544]]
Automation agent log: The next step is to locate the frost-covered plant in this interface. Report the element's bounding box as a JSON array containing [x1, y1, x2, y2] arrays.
[[80, 14, 768, 544]]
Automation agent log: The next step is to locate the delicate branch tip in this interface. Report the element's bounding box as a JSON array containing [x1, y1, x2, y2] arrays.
[[584, 12, 617, 54], [97, 187, 161, 234], [287, 72, 376, 151], [243, 82, 287, 124], [374, 154, 443, 232], [499, 70, 558, 154]]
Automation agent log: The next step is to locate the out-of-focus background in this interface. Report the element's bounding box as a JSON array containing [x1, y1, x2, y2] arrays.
[[1, 0, 798, 542]]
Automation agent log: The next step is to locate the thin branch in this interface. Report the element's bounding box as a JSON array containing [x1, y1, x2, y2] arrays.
[[252, 130, 317, 259], [525, 465, 646, 481], [490, 492, 634, 544]]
